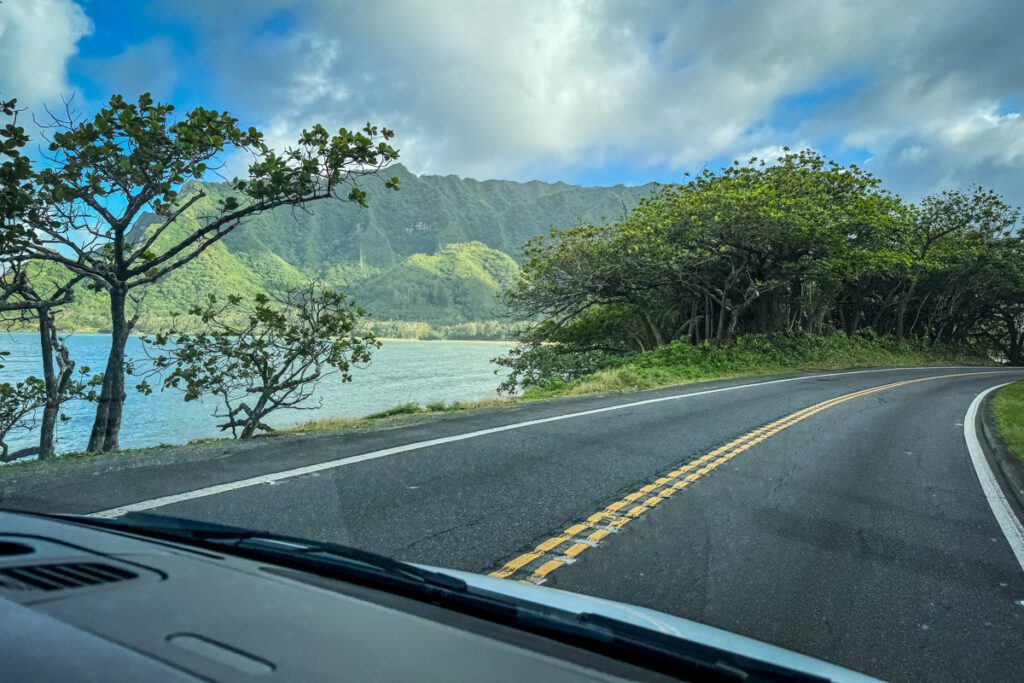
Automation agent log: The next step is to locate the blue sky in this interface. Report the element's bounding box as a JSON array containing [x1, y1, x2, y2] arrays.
[[2, 0, 1023, 206]]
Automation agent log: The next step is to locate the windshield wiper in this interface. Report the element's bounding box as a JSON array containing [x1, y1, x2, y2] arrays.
[[56, 511, 825, 682], [64, 512, 467, 592]]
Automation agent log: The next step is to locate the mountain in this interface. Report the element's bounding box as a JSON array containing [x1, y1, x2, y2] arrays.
[[51, 166, 657, 334], [350, 242, 519, 324], [211, 163, 656, 269]]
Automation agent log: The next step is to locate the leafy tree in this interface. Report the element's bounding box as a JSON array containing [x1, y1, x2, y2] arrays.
[[142, 286, 379, 439], [0, 375, 45, 461], [501, 150, 1024, 391], [0, 348, 97, 462], [892, 187, 1020, 339], [0, 271, 101, 459], [13, 93, 399, 452], [0, 96, 37, 257], [1, 96, 98, 459]]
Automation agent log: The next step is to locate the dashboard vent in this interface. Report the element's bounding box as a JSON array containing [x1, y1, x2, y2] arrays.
[[0, 562, 137, 592]]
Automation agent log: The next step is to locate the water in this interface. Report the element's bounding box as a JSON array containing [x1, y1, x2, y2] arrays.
[[0, 333, 511, 454]]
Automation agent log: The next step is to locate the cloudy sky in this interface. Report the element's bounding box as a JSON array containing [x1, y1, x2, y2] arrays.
[[1, 0, 1022, 206]]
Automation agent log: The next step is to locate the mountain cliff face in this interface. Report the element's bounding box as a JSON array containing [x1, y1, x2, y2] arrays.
[[349, 242, 519, 324], [57, 166, 657, 332], [210, 163, 655, 267]]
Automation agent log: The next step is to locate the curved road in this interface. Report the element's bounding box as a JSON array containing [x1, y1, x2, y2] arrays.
[[4, 366, 1024, 681]]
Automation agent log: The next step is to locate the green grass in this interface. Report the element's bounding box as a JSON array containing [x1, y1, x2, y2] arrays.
[[992, 381, 1024, 463], [366, 402, 425, 419], [283, 396, 508, 435], [522, 333, 989, 400]]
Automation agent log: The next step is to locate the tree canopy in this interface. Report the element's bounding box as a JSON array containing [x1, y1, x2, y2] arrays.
[[4, 92, 399, 453], [500, 150, 1024, 391], [142, 286, 378, 439]]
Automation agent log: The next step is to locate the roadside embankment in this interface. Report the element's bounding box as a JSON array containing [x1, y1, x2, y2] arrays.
[[992, 381, 1024, 463], [520, 333, 990, 399]]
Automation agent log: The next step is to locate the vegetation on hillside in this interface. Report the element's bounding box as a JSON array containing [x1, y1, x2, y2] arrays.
[[3, 86, 1022, 459], [512, 332, 987, 399], [359, 319, 515, 341], [499, 150, 1022, 393], [37, 241, 521, 333], [349, 242, 518, 324], [992, 382, 1024, 463]]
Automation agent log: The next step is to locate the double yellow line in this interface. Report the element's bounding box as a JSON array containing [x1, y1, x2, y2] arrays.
[[488, 372, 990, 584]]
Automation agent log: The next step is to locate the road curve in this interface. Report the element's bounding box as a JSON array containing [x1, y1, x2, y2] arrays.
[[3, 366, 1024, 681]]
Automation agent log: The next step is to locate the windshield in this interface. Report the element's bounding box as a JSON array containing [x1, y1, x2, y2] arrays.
[[2, 2, 1024, 681]]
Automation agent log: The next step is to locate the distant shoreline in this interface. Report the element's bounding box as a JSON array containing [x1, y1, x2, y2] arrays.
[[3, 329, 514, 345], [374, 337, 513, 344]]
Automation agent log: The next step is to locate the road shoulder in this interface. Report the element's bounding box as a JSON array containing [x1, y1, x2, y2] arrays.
[[983, 388, 1024, 517]]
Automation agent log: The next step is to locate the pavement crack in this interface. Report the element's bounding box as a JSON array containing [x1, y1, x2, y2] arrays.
[[399, 516, 489, 552]]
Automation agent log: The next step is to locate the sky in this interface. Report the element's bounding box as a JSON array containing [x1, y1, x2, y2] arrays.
[[0, 0, 1022, 207]]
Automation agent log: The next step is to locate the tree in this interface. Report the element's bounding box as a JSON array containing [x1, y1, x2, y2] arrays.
[[0, 375, 44, 461], [0, 267, 100, 459], [14, 93, 399, 452], [1, 95, 97, 459], [500, 150, 1024, 391], [505, 150, 903, 353], [892, 187, 1020, 339], [0, 96, 36, 254], [142, 285, 379, 439]]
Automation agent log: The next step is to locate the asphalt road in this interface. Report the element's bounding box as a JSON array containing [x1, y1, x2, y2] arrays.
[[4, 366, 1024, 681]]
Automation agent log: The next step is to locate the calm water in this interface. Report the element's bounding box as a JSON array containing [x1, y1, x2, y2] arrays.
[[0, 333, 511, 454]]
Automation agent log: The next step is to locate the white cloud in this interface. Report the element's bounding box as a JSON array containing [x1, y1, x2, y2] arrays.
[[180, 0, 1014, 189], [899, 145, 929, 164], [0, 0, 91, 106], [8, 0, 1024, 210]]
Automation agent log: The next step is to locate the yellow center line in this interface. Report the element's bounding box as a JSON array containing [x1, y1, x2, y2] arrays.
[[487, 372, 998, 583]]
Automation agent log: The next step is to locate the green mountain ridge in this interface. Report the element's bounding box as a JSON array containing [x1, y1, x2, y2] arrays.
[[213, 163, 657, 269], [352, 242, 519, 324], [50, 165, 657, 334]]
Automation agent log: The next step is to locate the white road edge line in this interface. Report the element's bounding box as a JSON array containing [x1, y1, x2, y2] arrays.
[[88, 366, 1015, 519], [963, 382, 1024, 574]]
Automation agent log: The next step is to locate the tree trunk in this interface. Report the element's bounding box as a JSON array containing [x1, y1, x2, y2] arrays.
[[716, 296, 729, 344], [788, 278, 802, 332], [704, 294, 713, 343], [726, 307, 742, 343], [641, 310, 665, 348], [1006, 315, 1023, 366], [810, 293, 834, 333], [88, 287, 130, 453], [848, 307, 862, 337], [755, 294, 770, 333], [895, 279, 917, 340], [687, 300, 699, 344], [36, 308, 58, 460], [909, 291, 932, 339], [239, 393, 271, 439]]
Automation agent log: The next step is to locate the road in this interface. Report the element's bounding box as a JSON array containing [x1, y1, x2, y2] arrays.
[[4, 366, 1024, 681]]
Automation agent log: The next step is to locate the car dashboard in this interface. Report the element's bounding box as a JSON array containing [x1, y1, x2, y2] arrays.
[[0, 511, 676, 682]]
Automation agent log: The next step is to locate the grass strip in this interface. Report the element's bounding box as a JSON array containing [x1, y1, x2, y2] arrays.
[[992, 381, 1024, 463]]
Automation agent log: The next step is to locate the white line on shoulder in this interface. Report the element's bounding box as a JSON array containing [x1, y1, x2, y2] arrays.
[[963, 382, 1024, 574]]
